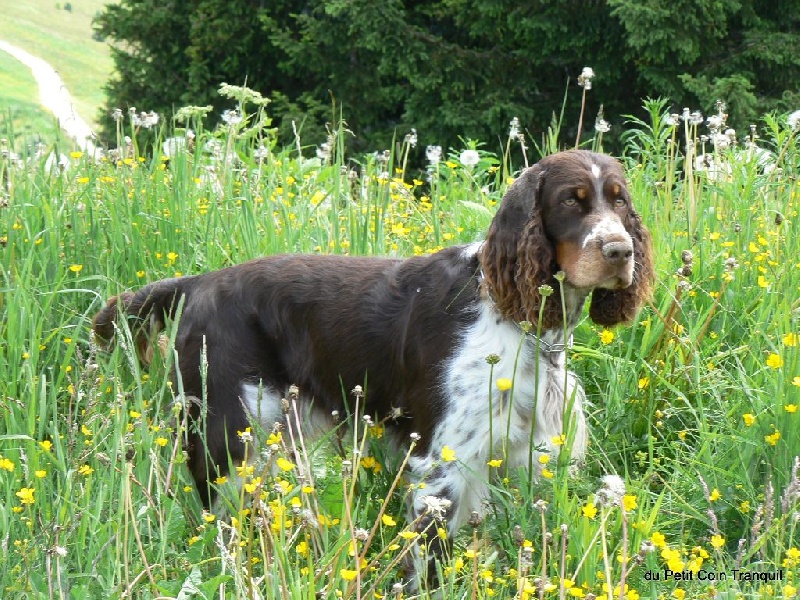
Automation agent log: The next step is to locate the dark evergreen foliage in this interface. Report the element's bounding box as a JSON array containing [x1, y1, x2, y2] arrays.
[[94, 0, 800, 153]]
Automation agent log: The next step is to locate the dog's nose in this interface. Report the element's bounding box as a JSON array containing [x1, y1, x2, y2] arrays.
[[601, 239, 634, 265]]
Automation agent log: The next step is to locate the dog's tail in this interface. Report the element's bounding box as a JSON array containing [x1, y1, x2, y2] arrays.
[[92, 277, 194, 364]]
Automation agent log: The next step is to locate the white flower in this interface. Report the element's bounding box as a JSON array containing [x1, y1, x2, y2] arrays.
[[420, 495, 452, 519], [162, 136, 186, 158], [787, 110, 800, 132], [221, 109, 242, 126], [509, 117, 520, 138], [596, 474, 626, 507], [459, 149, 480, 167], [594, 117, 611, 133], [426, 145, 442, 166], [404, 128, 418, 148], [578, 67, 595, 90]]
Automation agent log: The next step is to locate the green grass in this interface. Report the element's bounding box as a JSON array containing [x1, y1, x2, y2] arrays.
[[1, 93, 799, 599], [0, 56, 63, 150], [0, 0, 113, 128]]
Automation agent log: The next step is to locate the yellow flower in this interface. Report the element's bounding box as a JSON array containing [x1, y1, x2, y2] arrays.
[[266, 431, 282, 445], [551, 434, 566, 446], [793, 376, 800, 387], [786, 404, 798, 413], [783, 584, 797, 598], [296, 540, 309, 556], [487, 459, 503, 468], [16, 487, 35, 505], [582, 502, 598, 520], [622, 495, 638, 512], [758, 275, 769, 288], [340, 569, 358, 581], [496, 377, 513, 391], [710, 534, 725, 549], [538, 454, 550, 464], [39, 440, 52, 452], [155, 437, 168, 447], [69, 264, 83, 273], [784, 333, 799, 347], [0, 457, 14, 471], [638, 376, 650, 390], [78, 464, 94, 476], [599, 329, 615, 345], [673, 590, 686, 600], [129, 409, 141, 418], [214, 476, 228, 485], [276, 457, 295, 472], [740, 500, 751, 513], [35, 470, 47, 478], [743, 413, 756, 426], [203, 511, 216, 523], [381, 514, 397, 527], [541, 467, 554, 479], [441, 446, 456, 462], [709, 488, 721, 502], [651, 532, 666, 548], [766, 353, 784, 369], [765, 430, 781, 446], [399, 530, 418, 540]]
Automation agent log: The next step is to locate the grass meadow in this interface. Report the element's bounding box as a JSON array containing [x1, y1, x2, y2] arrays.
[[1, 92, 800, 599], [0, 0, 112, 130]]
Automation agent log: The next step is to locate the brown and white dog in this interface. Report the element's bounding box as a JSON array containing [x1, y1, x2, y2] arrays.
[[93, 149, 653, 582]]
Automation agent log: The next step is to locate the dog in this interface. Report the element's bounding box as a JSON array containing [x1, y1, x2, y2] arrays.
[[92, 149, 653, 583]]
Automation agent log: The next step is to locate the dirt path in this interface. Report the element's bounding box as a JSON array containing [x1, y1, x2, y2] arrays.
[[0, 39, 99, 156]]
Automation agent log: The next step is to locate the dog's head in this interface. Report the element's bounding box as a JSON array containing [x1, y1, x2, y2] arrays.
[[480, 150, 654, 328]]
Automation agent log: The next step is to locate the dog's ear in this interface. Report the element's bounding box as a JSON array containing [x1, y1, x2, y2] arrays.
[[589, 209, 654, 326], [481, 164, 563, 328]]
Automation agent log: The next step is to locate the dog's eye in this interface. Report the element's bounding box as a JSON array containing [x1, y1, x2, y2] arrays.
[[613, 197, 626, 208], [564, 197, 577, 207]]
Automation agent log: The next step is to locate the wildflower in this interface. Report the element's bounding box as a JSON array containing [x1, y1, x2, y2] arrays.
[[487, 459, 503, 468], [340, 569, 358, 581], [426, 145, 442, 166], [709, 488, 721, 501], [710, 534, 725, 549], [638, 376, 650, 390], [155, 437, 168, 447], [78, 464, 94, 476], [266, 431, 282, 446], [595, 114, 611, 133], [793, 377, 800, 387], [0, 456, 14, 471], [551, 434, 566, 446], [765, 430, 781, 446], [404, 128, 418, 148], [582, 502, 598, 519], [787, 110, 800, 132], [399, 530, 418, 540], [784, 333, 799, 347], [578, 67, 595, 90], [202, 511, 216, 523], [16, 487, 35, 505], [784, 584, 798, 598], [622, 495, 638, 512], [596, 474, 626, 507], [786, 404, 798, 413], [599, 330, 614, 345], [382, 514, 397, 527], [420, 495, 452, 519], [766, 353, 784, 369], [541, 467, 554, 479], [238, 427, 253, 443], [441, 446, 456, 462], [459, 149, 480, 167], [740, 500, 751, 513], [69, 264, 83, 273], [673, 590, 686, 600], [221, 109, 242, 126], [276, 457, 295, 472], [743, 413, 756, 426], [496, 378, 512, 391], [509, 117, 520, 138]]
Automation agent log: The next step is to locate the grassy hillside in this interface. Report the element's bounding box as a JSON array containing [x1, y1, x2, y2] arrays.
[[1, 93, 799, 598], [0, 0, 113, 129]]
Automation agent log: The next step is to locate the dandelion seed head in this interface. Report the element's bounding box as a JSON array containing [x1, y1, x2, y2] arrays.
[[787, 110, 800, 132]]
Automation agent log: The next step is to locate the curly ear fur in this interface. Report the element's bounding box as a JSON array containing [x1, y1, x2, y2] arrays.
[[480, 165, 564, 329], [588, 210, 654, 327]]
